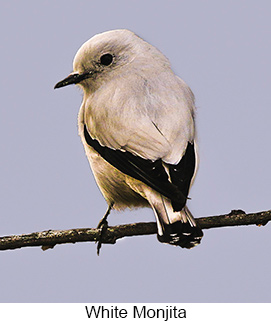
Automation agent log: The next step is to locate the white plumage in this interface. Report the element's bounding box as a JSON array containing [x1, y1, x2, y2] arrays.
[[55, 29, 203, 248]]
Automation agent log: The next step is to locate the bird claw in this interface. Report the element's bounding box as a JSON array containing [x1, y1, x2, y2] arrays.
[[96, 202, 114, 255]]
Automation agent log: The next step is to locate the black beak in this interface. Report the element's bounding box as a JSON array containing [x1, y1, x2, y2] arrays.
[[54, 71, 92, 89]]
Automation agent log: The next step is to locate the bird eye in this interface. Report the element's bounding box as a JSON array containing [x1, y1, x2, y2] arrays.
[[100, 53, 113, 66]]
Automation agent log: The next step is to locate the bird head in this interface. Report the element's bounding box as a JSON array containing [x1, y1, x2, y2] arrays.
[[54, 29, 169, 92]]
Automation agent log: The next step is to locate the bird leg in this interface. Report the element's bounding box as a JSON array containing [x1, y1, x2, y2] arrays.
[[96, 202, 114, 255]]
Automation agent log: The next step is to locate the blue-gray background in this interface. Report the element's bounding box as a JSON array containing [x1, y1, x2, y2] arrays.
[[1, 0, 270, 302]]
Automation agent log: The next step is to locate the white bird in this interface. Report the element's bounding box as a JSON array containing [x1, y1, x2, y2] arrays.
[[55, 29, 203, 248]]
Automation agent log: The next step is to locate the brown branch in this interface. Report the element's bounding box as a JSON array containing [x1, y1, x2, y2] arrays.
[[0, 209, 270, 251]]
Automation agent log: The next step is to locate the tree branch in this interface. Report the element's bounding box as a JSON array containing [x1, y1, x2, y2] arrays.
[[0, 209, 270, 252]]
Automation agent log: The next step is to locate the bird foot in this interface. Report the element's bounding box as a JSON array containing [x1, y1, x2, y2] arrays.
[[96, 202, 114, 255]]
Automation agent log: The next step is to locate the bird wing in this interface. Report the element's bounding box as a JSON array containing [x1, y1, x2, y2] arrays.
[[82, 72, 197, 210], [84, 124, 196, 211]]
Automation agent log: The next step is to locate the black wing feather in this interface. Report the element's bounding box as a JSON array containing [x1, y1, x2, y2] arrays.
[[167, 142, 196, 211], [84, 125, 195, 209]]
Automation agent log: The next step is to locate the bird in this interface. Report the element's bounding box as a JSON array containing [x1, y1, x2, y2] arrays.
[[54, 29, 203, 249]]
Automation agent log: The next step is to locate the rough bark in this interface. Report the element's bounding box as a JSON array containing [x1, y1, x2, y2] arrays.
[[0, 209, 270, 252]]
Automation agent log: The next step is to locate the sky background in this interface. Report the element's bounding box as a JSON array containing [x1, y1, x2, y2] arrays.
[[0, 0, 271, 302]]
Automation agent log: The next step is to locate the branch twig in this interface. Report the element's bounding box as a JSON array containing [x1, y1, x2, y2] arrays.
[[0, 209, 270, 251]]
